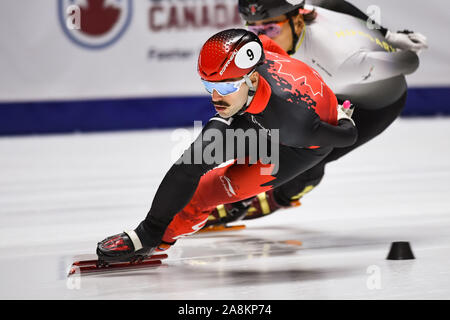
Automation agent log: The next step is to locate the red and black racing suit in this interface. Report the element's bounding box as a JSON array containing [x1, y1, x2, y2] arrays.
[[135, 50, 357, 247]]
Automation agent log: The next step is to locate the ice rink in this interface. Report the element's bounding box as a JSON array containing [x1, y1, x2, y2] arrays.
[[1, 117, 449, 300]]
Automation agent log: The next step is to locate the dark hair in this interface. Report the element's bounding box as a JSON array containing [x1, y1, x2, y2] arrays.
[[286, 8, 317, 24], [302, 9, 317, 23]]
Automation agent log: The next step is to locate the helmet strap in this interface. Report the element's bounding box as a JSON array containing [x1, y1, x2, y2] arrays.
[[244, 73, 256, 93], [286, 15, 300, 55], [238, 71, 257, 115]]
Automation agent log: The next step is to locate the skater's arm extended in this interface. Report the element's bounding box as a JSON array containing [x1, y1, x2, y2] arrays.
[[137, 117, 237, 246], [360, 50, 419, 77], [338, 49, 419, 86], [276, 102, 358, 149], [281, 117, 357, 148], [309, 0, 388, 36], [310, 1, 428, 53], [303, 114, 358, 148]]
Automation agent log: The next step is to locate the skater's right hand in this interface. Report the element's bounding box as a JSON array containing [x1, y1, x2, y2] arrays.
[[385, 30, 428, 53], [337, 100, 355, 126]]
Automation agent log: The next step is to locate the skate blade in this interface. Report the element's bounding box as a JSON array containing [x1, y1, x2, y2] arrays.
[[68, 254, 168, 276], [198, 224, 246, 233]]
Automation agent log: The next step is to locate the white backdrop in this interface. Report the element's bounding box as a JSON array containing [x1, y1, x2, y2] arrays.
[[0, 0, 448, 103]]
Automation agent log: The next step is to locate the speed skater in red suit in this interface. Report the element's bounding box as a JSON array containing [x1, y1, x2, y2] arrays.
[[96, 29, 357, 263]]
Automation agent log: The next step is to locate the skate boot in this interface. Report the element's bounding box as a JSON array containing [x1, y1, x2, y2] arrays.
[[243, 189, 301, 220], [96, 230, 156, 265], [203, 198, 253, 228]]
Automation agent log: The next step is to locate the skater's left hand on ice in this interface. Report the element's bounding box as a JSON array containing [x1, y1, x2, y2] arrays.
[[385, 30, 428, 53]]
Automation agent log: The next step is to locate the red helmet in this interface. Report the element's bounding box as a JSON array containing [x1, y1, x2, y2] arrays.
[[198, 29, 265, 82]]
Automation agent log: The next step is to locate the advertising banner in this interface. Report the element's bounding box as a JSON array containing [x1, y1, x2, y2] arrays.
[[0, 0, 448, 134]]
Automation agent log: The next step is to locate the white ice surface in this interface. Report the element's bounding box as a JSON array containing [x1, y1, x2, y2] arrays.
[[0, 118, 449, 300]]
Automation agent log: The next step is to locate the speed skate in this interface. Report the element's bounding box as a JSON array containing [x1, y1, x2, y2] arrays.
[[68, 254, 168, 276], [198, 224, 246, 233]]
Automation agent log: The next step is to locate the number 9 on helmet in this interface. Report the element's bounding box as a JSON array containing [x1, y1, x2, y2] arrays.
[[198, 29, 265, 82]]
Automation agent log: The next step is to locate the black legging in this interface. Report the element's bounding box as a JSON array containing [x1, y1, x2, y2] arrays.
[[272, 90, 408, 204]]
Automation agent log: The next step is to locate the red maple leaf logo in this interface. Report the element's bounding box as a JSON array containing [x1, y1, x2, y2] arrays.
[[271, 55, 325, 97], [80, 0, 120, 36]]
